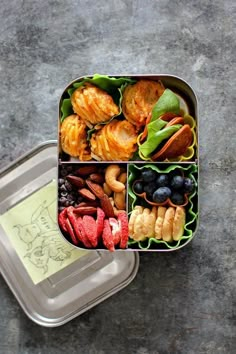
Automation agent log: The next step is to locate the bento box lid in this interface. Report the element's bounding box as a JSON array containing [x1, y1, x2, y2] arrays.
[[0, 141, 139, 327]]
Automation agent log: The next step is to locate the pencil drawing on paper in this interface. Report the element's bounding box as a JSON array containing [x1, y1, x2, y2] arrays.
[[13, 199, 75, 274]]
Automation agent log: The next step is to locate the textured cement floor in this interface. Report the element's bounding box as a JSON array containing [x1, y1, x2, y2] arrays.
[[0, 0, 235, 353]]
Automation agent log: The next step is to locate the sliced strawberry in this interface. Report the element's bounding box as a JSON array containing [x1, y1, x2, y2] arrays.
[[65, 218, 79, 245], [76, 216, 92, 248], [118, 212, 129, 249], [96, 207, 105, 239], [58, 208, 68, 233], [82, 215, 98, 247], [102, 220, 115, 252], [109, 217, 121, 246]]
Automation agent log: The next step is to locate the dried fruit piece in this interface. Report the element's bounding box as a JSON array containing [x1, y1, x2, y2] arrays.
[[102, 220, 115, 252], [86, 180, 105, 199], [118, 212, 129, 249], [65, 218, 79, 245], [82, 215, 98, 247], [66, 175, 85, 188], [58, 208, 68, 233], [109, 218, 121, 246], [76, 217, 92, 248], [78, 188, 96, 201], [96, 207, 105, 239], [100, 194, 115, 218]]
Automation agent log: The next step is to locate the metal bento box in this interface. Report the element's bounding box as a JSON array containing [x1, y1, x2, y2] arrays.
[[0, 142, 139, 327], [57, 74, 199, 252]]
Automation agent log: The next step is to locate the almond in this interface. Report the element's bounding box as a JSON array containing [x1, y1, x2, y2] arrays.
[[74, 165, 97, 176], [73, 206, 97, 215], [100, 194, 115, 218], [66, 175, 85, 188], [86, 180, 105, 199], [89, 173, 105, 184], [78, 188, 96, 201]]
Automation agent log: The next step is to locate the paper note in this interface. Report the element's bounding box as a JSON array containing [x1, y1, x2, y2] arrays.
[[0, 181, 88, 284]]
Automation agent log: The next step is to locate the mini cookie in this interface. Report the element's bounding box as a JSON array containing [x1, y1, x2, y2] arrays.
[[144, 206, 157, 238], [128, 206, 143, 239], [155, 207, 167, 239], [162, 207, 175, 242], [172, 206, 186, 241]]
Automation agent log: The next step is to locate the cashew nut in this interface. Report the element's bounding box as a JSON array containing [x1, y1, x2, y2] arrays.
[[114, 190, 126, 210], [105, 165, 125, 192], [103, 182, 112, 196], [117, 172, 127, 184]]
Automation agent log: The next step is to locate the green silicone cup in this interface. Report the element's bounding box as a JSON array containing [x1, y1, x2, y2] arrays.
[[128, 163, 198, 250]]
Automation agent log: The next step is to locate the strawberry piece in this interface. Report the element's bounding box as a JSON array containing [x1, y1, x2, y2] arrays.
[[76, 216, 92, 248], [82, 215, 98, 247], [58, 208, 68, 233], [109, 218, 121, 246], [96, 207, 105, 239], [118, 212, 129, 249], [65, 218, 79, 245], [102, 220, 115, 252]]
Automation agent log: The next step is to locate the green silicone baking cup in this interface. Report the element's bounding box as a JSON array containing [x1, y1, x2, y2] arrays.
[[128, 163, 198, 250]]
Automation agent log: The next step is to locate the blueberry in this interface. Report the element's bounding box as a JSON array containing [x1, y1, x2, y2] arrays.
[[133, 181, 144, 194], [61, 191, 68, 197], [171, 192, 184, 205], [156, 174, 169, 187], [144, 182, 157, 200], [67, 194, 74, 202], [170, 175, 184, 190], [58, 178, 65, 186], [60, 169, 68, 177], [141, 169, 157, 183], [59, 184, 67, 192], [59, 197, 68, 206], [183, 178, 195, 193], [153, 187, 171, 203], [65, 180, 73, 192]]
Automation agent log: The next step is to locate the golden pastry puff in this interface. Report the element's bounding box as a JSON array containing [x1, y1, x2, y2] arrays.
[[122, 79, 165, 128], [60, 114, 91, 160], [71, 83, 119, 127], [90, 119, 138, 161]]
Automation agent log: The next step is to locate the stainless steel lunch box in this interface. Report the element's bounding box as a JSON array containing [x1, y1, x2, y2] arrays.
[[57, 74, 199, 252]]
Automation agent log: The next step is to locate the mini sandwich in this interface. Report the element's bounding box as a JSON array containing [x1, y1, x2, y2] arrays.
[[138, 89, 193, 161]]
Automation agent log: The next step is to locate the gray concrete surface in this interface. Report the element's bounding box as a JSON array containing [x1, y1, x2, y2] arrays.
[[0, 0, 235, 353]]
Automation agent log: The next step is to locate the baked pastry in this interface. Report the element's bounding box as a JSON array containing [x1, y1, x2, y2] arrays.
[[90, 119, 138, 161], [172, 206, 186, 241], [60, 114, 91, 160], [161, 207, 175, 242], [128, 206, 144, 238], [71, 83, 119, 127], [154, 207, 167, 239], [122, 80, 165, 128]]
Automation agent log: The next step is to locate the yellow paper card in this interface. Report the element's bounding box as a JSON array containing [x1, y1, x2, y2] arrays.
[[0, 180, 88, 284]]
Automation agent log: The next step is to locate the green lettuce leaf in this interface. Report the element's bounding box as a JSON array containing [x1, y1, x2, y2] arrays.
[[61, 98, 74, 122], [139, 124, 182, 158], [151, 88, 180, 122]]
